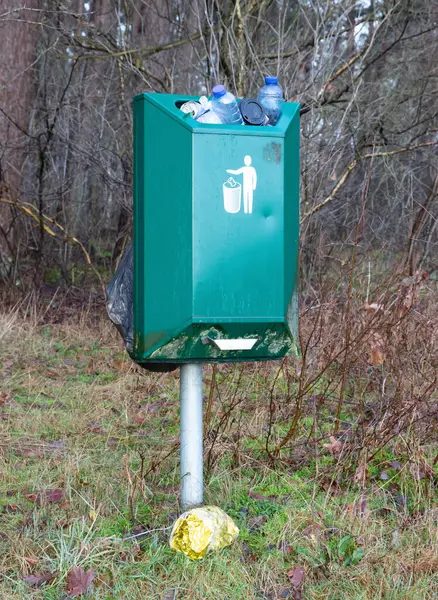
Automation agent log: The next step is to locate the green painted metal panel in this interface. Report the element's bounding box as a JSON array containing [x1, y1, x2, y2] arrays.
[[132, 92, 299, 364], [133, 95, 193, 358], [284, 104, 300, 342], [193, 134, 284, 320]]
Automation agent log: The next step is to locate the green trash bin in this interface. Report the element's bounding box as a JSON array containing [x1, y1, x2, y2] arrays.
[[132, 92, 300, 365]]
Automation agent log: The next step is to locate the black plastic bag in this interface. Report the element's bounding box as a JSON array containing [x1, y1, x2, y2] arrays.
[[106, 245, 177, 372], [106, 244, 134, 352]]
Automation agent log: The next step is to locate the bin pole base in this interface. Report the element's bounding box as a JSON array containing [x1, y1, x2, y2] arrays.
[[180, 363, 203, 510]]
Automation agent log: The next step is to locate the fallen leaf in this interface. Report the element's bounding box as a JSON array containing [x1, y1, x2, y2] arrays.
[[248, 515, 267, 531], [301, 522, 324, 540], [319, 476, 342, 495], [3, 504, 20, 513], [24, 572, 55, 588], [0, 391, 9, 406], [419, 460, 434, 478], [241, 542, 253, 560], [142, 401, 167, 413], [323, 435, 342, 456], [87, 422, 107, 434], [55, 518, 70, 528], [278, 540, 293, 553], [248, 490, 277, 502], [288, 564, 305, 586], [49, 439, 65, 448], [402, 288, 417, 313], [23, 557, 39, 566], [2, 393, 19, 407], [393, 493, 409, 509], [120, 543, 141, 562], [94, 572, 113, 588], [113, 358, 125, 371], [162, 590, 176, 600], [87, 359, 100, 374], [46, 368, 59, 379], [370, 345, 384, 366], [363, 302, 384, 312], [353, 495, 369, 520], [288, 564, 305, 599], [16, 444, 44, 458], [369, 332, 385, 366], [1, 359, 14, 376], [376, 507, 392, 518], [409, 461, 433, 481], [133, 412, 147, 425], [48, 440, 66, 453], [319, 524, 335, 538], [107, 437, 118, 450], [240, 542, 258, 563], [353, 464, 367, 485], [33, 488, 64, 506], [66, 566, 95, 597]]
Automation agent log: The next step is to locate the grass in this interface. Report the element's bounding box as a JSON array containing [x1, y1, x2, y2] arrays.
[[1, 295, 438, 599]]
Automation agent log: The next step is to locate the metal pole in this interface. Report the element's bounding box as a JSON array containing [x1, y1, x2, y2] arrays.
[[180, 363, 203, 510]]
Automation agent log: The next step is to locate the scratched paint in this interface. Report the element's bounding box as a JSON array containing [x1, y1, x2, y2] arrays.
[[263, 142, 282, 163], [141, 323, 297, 362]]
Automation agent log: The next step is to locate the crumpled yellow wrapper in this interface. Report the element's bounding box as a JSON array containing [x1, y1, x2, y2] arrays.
[[169, 505, 239, 559]]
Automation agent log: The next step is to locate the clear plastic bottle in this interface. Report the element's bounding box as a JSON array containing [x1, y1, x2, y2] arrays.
[[258, 76, 283, 125], [211, 84, 243, 125]]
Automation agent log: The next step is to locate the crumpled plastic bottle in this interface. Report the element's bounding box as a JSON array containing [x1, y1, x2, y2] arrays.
[[196, 96, 222, 124]]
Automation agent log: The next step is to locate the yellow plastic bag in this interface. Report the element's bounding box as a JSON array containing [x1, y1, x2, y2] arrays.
[[169, 505, 239, 560]]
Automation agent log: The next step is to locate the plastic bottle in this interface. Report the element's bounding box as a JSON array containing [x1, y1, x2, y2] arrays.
[[258, 76, 283, 125], [196, 96, 223, 123], [211, 84, 243, 125], [197, 110, 222, 124]]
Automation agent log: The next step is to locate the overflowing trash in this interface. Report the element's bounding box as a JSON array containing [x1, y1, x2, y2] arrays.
[[169, 505, 239, 560], [179, 76, 284, 126], [258, 76, 284, 125], [239, 98, 268, 126], [211, 84, 243, 124], [179, 100, 203, 119], [180, 96, 222, 124]]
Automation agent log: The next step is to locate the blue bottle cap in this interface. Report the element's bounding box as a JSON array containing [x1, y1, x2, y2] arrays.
[[212, 84, 226, 98], [265, 76, 278, 85]]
